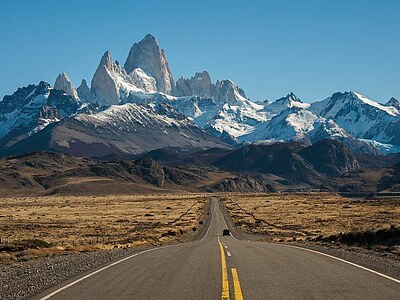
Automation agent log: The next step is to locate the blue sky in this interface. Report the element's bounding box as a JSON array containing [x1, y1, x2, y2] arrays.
[[0, 0, 399, 103]]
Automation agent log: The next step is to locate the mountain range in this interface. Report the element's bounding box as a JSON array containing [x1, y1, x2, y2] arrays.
[[1, 34, 400, 158]]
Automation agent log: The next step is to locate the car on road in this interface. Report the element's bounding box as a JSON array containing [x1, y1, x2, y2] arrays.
[[222, 229, 230, 236]]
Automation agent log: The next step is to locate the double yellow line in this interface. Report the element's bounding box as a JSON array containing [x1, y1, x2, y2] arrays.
[[218, 240, 244, 300]]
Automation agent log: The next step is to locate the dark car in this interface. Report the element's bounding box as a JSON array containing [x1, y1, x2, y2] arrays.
[[222, 229, 230, 236]]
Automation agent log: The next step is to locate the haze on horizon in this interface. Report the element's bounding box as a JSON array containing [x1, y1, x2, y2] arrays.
[[0, 0, 399, 103]]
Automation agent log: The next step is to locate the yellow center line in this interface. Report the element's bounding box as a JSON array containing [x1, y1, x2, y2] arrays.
[[231, 268, 244, 300], [218, 239, 230, 300]]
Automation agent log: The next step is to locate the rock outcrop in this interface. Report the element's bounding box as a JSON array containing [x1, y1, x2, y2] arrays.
[[176, 71, 213, 98], [91, 51, 159, 106], [175, 73, 249, 106], [54, 72, 79, 99], [204, 176, 274, 192], [124, 34, 176, 95], [91, 51, 123, 106], [212, 79, 248, 105], [299, 139, 360, 175], [77, 79, 93, 103], [385, 97, 400, 110]]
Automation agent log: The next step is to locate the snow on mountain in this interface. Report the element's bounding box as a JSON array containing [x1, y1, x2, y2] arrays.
[[125, 34, 176, 95], [16, 102, 229, 157], [2, 33, 400, 156], [129, 68, 157, 93], [239, 106, 378, 154], [91, 51, 157, 106], [0, 81, 82, 147], [309, 119, 351, 141], [207, 101, 269, 140], [212, 79, 249, 106], [310, 91, 400, 144], [75, 102, 190, 129], [244, 107, 323, 142], [200, 92, 311, 142], [264, 92, 310, 114], [359, 139, 400, 155]]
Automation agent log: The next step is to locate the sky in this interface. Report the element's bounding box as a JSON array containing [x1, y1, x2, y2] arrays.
[[0, 0, 399, 103]]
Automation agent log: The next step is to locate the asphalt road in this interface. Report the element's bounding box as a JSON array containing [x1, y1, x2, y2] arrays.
[[34, 198, 400, 300]]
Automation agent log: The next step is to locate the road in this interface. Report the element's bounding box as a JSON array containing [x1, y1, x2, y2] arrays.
[[34, 198, 400, 300]]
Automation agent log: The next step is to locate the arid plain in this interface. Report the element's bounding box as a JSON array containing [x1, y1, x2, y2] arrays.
[[1, 192, 399, 264], [0, 194, 207, 263]]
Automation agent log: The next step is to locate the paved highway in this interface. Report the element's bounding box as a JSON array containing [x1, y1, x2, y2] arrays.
[[34, 198, 400, 300]]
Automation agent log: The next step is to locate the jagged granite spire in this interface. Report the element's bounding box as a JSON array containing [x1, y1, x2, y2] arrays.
[[176, 71, 213, 98], [77, 79, 93, 103], [124, 34, 176, 95], [91, 51, 120, 106], [54, 72, 79, 99], [91, 50, 157, 106]]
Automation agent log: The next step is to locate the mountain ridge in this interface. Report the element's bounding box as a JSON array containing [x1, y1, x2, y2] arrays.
[[1, 34, 399, 157]]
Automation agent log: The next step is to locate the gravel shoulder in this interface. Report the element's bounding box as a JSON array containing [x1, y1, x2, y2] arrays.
[[1, 245, 152, 300]]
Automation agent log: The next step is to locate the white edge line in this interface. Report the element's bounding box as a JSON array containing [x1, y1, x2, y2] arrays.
[[282, 244, 400, 284], [40, 199, 216, 299], [39, 245, 172, 300], [199, 199, 214, 242], [220, 197, 399, 284]]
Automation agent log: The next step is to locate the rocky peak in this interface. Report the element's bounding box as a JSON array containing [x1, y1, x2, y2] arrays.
[[77, 79, 93, 103], [325, 91, 399, 116], [36, 81, 52, 95], [92, 50, 160, 106], [330, 91, 353, 102], [176, 71, 213, 98], [264, 92, 309, 115], [276, 92, 302, 104], [386, 97, 400, 110], [0, 82, 48, 116], [91, 51, 122, 106], [54, 72, 79, 100], [124, 34, 176, 95], [99, 51, 114, 70], [213, 79, 247, 105], [143, 33, 157, 43]]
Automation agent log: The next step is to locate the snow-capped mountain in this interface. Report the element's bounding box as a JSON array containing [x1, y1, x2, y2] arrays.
[[1, 33, 400, 157], [0, 81, 82, 149], [245, 107, 324, 142], [207, 101, 269, 140], [310, 91, 400, 144], [263, 92, 310, 114], [385, 97, 400, 110], [1, 102, 228, 157]]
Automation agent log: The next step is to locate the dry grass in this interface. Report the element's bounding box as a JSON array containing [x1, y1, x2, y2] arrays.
[[0, 193, 208, 263], [221, 193, 400, 247]]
